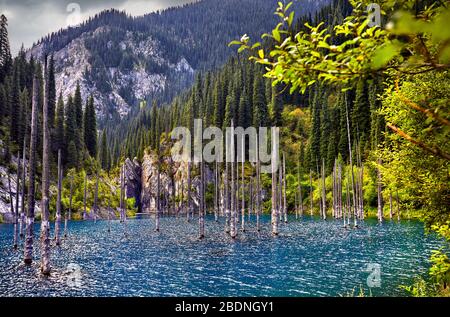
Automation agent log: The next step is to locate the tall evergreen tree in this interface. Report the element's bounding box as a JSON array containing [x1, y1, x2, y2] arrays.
[[252, 75, 268, 127], [54, 93, 65, 153], [83, 95, 97, 157]]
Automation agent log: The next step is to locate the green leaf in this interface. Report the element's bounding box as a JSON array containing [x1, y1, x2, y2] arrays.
[[370, 41, 403, 70], [273, 29, 281, 42], [258, 49, 265, 59]]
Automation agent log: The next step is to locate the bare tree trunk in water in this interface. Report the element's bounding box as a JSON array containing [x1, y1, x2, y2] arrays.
[[224, 161, 230, 233], [360, 163, 364, 219], [332, 160, 336, 218], [298, 166, 303, 217], [256, 135, 260, 232], [338, 162, 342, 219], [345, 103, 357, 228], [376, 158, 383, 223], [122, 165, 127, 221], [24, 74, 39, 265], [199, 161, 205, 239], [7, 174, 16, 249], [93, 171, 99, 223], [309, 170, 313, 216], [230, 122, 237, 239], [249, 177, 252, 222], [389, 191, 393, 220], [13, 151, 20, 249], [396, 191, 400, 221], [283, 153, 287, 223], [40, 65, 51, 276], [155, 162, 160, 232], [278, 160, 283, 223], [107, 198, 111, 233], [20, 140, 26, 238], [241, 134, 245, 232], [83, 172, 87, 220], [55, 149, 62, 246], [180, 179, 184, 218], [214, 161, 218, 222], [187, 161, 191, 222], [65, 175, 73, 238], [322, 159, 326, 220], [345, 168, 351, 228], [271, 129, 279, 236]]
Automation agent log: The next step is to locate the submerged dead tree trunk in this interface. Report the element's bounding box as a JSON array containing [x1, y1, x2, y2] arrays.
[[13, 151, 20, 249], [93, 171, 99, 223], [322, 159, 326, 220], [65, 175, 73, 237], [55, 149, 62, 246], [214, 161, 219, 222], [309, 170, 313, 216], [283, 153, 287, 223], [256, 135, 261, 231], [389, 191, 393, 220], [298, 166, 303, 217], [230, 122, 237, 239], [338, 162, 342, 219], [271, 129, 279, 236], [345, 103, 358, 228], [155, 161, 160, 232], [187, 161, 192, 222], [83, 172, 87, 220], [24, 74, 39, 265], [199, 161, 205, 239], [376, 158, 383, 223], [7, 175, 15, 248], [20, 139, 26, 238], [396, 191, 400, 221], [241, 134, 245, 232], [40, 65, 51, 276], [224, 160, 230, 233]]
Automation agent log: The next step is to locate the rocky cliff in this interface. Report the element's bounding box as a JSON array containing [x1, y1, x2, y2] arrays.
[[125, 152, 215, 214]]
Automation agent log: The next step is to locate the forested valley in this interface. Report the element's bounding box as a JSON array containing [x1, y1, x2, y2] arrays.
[[0, 0, 448, 297]]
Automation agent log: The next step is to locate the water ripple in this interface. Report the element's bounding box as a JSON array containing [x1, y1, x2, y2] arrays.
[[0, 215, 445, 297]]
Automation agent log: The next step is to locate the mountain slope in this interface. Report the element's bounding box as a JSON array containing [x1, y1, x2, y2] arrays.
[[27, 0, 328, 123]]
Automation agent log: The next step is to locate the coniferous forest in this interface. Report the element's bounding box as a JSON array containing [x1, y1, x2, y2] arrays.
[[0, 0, 449, 301]]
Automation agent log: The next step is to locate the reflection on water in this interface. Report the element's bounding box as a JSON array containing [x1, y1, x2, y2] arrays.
[[0, 215, 443, 297]]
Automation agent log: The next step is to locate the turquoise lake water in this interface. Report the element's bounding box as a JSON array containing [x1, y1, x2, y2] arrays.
[[0, 214, 443, 297]]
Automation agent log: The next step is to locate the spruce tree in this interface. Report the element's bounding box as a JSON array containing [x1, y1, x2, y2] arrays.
[[10, 65, 21, 144], [100, 131, 109, 170], [270, 84, 283, 127], [83, 95, 97, 157], [54, 93, 65, 153], [252, 75, 268, 127]]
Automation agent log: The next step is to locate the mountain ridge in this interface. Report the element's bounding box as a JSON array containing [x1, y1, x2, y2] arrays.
[[26, 0, 328, 123]]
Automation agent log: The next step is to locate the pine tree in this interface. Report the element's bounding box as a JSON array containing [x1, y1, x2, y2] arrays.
[[54, 93, 65, 153], [65, 95, 78, 167], [351, 79, 370, 149], [47, 55, 56, 129], [100, 131, 110, 170], [0, 14, 12, 73], [10, 64, 21, 144], [83, 95, 97, 157], [252, 75, 268, 127], [310, 86, 322, 166], [74, 82, 83, 129], [238, 88, 250, 128], [270, 84, 283, 127], [19, 88, 29, 150]]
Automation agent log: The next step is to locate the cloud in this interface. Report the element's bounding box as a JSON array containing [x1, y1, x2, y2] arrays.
[[0, 0, 196, 55]]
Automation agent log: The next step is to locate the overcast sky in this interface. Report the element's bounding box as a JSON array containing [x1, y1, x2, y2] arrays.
[[0, 0, 196, 56]]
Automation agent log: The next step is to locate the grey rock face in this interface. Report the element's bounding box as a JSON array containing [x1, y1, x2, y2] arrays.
[[124, 157, 142, 210]]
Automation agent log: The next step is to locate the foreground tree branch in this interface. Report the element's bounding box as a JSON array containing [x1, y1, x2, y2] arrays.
[[387, 123, 450, 161]]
